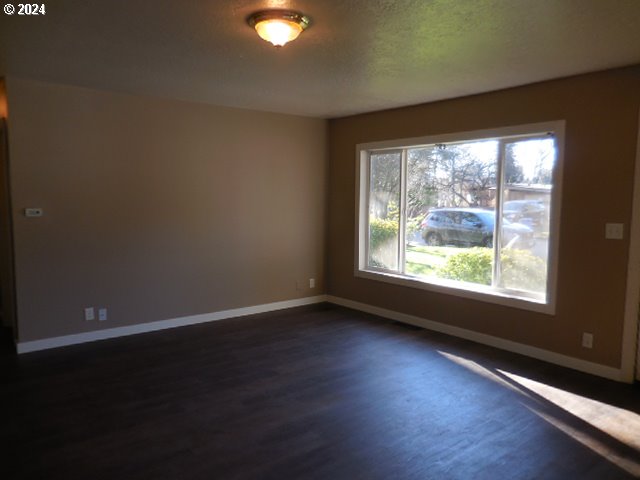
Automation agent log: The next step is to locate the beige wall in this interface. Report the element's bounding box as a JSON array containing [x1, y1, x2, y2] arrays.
[[6, 68, 640, 369], [6, 78, 327, 342], [328, 66, 640, 368]]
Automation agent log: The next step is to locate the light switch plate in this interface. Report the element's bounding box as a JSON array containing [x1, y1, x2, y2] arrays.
[[25, 208, 43, 217]]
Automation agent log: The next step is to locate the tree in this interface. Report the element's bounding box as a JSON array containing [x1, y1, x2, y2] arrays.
[[416, 144, 497, 209], [504, 143, 524, 184], [370, 153, 400, 219], [370, 142, 501, 222], [507, 139, 554, 186], [407, 148, 437, 218]]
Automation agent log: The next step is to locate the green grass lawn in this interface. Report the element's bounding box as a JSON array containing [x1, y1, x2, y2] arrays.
[[405, 244, 463, 276]]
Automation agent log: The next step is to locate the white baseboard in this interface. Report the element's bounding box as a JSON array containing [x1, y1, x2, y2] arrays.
[[326, 295, 624, 382], [16, 293, 626, 383], [16, 295, 329, 354]]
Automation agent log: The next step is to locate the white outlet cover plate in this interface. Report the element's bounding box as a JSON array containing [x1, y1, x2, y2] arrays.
[[605, 223, 624, 240]]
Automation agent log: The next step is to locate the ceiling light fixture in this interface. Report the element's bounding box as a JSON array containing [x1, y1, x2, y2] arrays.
[[247, 10, 310, 47]]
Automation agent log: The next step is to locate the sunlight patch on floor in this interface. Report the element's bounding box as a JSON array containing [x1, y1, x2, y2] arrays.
[[525, 406, 640, 477], [498, 370, 640, 452], [437, 351, 640, 476], [437, 351, 531, 396]]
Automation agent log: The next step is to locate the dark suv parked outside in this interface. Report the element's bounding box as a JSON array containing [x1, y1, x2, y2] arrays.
[[503, 200, 546, 229], [420, 208, 534, 248]]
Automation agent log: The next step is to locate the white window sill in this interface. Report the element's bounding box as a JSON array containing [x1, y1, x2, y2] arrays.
[[355, 268, 555, 315]]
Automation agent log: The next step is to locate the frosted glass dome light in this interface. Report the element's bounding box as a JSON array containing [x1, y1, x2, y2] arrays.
[[248, 10, 310, 47]]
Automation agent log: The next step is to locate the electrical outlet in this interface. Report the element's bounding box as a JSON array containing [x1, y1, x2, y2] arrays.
[[84, 307, 95, 321], [582, 332, 594, 349], [309, 278, 315, 289], [98, 308, 107, 321], [605, 223, 624, 240]]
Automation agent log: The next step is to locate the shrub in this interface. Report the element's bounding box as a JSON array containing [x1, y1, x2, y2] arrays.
[[438, 248, 492, 285], [501, 249, 547, 292], [438, 248, 547, 292], [369, 217, 398, 251], [405, 216, 423, 237]]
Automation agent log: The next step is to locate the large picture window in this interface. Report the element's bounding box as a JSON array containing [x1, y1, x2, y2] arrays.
[[356, 122, 564, 313]]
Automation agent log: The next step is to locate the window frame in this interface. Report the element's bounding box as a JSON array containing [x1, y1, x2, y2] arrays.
[[355, 121, 565, 315]]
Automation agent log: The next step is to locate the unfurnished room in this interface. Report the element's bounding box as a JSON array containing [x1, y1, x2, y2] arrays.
[[1, 1, 640, 479]]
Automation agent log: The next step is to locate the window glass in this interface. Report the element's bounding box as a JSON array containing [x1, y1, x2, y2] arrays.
[[368, 152, 401, 270], [405, 141, 498, 287], [357, 123, 562, 311], [499, 138, 555, 295]]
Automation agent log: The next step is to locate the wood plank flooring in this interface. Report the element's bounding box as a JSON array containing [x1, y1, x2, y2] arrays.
[[2, 304, 639, 479]]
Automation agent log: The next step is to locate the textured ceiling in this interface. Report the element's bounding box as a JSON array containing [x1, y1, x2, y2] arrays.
[[1, 0, 640, 118]]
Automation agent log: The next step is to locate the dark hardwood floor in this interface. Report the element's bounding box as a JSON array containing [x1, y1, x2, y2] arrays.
[[2, 304, 639, 479]]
